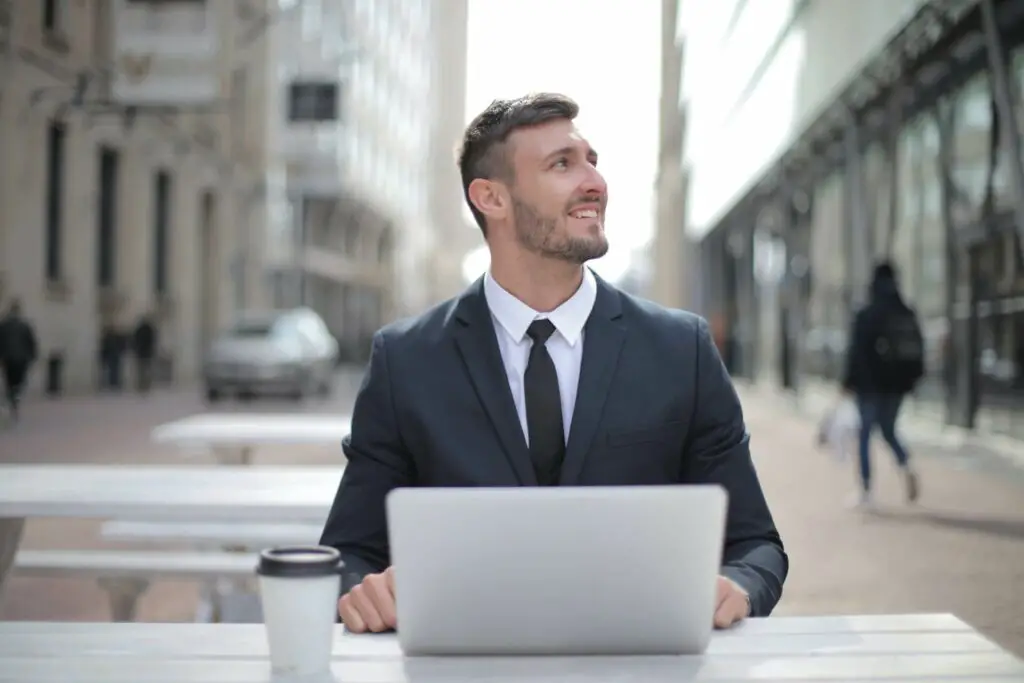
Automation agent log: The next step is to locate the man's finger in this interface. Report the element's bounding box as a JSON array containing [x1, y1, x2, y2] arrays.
[[339, 596, 367, 633], [365, 576, 398, 629], [715, 576, 730, 609], [713, 593, 747, 629], [349, 584, 388, 632]]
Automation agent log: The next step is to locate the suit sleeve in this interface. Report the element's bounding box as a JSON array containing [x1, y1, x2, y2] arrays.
[[682, 317, 788, 617], [319, 332, 416, 591]]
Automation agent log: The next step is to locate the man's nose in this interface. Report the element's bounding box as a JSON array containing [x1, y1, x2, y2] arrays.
[[580, 166, 607, 198]]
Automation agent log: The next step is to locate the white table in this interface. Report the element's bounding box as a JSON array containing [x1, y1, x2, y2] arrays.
[[151, 413, 352, 465], [0, 614, 1022, 681], [0, 464, 341, 592]]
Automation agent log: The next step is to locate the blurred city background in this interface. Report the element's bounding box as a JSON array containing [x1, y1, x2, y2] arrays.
[[0, 0, 1022, 658]]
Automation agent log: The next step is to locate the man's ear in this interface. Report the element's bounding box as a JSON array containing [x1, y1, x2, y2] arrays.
[[467, 178, 509, 223]]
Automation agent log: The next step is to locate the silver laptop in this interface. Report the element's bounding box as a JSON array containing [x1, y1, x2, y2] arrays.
[[385, 485, 728, 656]]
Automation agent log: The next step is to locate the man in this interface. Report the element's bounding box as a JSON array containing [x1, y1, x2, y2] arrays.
[[320, 93, 787, 633], [131, 314, 158, 393], [0, 300, 38, 422], [841, 261, 922, 508]]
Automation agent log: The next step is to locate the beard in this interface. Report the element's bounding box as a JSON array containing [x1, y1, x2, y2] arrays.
[[510, 196, 609, 264]]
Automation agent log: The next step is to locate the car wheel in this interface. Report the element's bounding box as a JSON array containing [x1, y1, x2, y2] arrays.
[[289, 376, 308, 402], [316, 370, 332, 397], [205, 387, 221, 403]]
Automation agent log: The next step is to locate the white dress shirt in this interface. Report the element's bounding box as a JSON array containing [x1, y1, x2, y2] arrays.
[[483, 269, 598, 445]]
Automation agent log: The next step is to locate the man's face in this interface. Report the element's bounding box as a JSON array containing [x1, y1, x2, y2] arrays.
[[503, 119, 608, 263]]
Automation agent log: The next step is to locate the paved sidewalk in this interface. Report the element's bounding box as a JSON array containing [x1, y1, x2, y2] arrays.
[[0, 379, 1022, 656], [734, 385, 1024, 656]]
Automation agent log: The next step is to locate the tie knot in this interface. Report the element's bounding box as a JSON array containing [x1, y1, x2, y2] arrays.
[[526, 319, 556, 345]]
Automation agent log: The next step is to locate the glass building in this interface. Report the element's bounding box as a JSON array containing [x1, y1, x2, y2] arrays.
[[678, 0, 1024, 441]]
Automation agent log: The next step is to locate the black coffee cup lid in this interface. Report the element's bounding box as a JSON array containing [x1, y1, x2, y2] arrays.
[[256, 545, 344, 578]]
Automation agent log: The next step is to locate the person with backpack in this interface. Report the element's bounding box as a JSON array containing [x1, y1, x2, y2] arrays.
[[841, 262, 924, 507]]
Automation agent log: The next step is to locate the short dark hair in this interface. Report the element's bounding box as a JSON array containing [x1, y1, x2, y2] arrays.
[[873, 261, 898, 283], [457, 93, 579, 235]]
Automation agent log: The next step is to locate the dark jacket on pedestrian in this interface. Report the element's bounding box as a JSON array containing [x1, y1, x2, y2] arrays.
[[0, 312, 38, 367], [133, 319, 157, 360], [842, 265, 924, 396]]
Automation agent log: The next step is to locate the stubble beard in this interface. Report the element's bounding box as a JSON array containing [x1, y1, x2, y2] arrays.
[[511, 196, 609, 265]]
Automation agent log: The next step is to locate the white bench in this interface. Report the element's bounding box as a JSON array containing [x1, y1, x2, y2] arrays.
[[13, 549, 258, 622], [100, 520, 324, 549], [97, 520, 326, 623]]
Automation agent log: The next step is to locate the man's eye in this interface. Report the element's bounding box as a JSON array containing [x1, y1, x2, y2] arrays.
[[552, 158, 569, 169]]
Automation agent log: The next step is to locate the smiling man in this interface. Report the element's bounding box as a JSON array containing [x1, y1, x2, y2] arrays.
[[320, 93, 787, 634]]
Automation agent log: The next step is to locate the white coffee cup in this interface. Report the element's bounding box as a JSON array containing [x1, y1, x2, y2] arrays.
[[257, 545, 344, 677]]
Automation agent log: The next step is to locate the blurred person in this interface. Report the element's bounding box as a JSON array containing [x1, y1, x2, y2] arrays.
[[841, 262, 924, 508], [321, 93, 787, 633], [98, 324, 126, 391], [131, 314, 158, 393], [0, 300, 38, 422]]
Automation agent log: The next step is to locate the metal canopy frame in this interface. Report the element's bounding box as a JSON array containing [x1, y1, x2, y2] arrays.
[[709, 0, 1024, 237]]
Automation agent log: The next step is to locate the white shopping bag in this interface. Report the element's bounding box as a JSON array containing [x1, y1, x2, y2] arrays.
[[816, 398, 860, 462]]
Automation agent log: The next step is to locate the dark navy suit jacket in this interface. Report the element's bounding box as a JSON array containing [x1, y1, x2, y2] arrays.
[[320, 273, 788, 616]]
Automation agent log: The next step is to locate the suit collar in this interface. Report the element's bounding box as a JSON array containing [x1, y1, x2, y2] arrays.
[[482, 268, 597, 347], [452, 270, 626, 486], [456, 267, 619, 328], [453, 278, 535, 484], [560, 275, 626, 484]]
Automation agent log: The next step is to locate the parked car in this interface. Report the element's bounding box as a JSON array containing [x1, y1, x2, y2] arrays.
[[202, 307, 339, 402]]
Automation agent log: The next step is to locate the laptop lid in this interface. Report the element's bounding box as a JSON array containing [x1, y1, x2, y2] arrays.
[[386, 485, 728, 656]]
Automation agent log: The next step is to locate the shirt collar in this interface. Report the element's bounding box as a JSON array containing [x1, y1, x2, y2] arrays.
[[483, 268, 597, 347]]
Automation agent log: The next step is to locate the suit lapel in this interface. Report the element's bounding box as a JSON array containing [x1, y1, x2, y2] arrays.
[[452, 279, 537, 486], [560, 277, 626, 485]]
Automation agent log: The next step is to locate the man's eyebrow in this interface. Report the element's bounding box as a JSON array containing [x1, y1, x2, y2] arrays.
[[543, 146, 599, 162]]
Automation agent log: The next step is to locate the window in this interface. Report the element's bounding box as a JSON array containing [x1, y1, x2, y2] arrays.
[[230, 67, 249, 157], [804, 172, 847, 380], [42, 0, 67, 33], [153, 170, 172, 296], [44, 121, 65, 282], [96, 147, 119, 288], [287, 81, 339, 122]]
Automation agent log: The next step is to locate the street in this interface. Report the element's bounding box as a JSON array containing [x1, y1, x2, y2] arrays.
[[0, 371, 1022, 656]]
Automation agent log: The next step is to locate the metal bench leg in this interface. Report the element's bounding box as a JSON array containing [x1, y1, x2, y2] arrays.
[[209, 544, 255, 622], [0, 517, 25, 594], [195, 579, 217, 622], [97, 577, 150, 622], [212, 446, 253, 466]]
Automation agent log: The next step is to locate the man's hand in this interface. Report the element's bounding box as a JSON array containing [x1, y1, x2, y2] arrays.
[[338, 566, 397, 633], [713, 575, 750, 629]]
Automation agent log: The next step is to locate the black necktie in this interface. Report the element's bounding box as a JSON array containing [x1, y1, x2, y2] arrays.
[[524, 319, 565, 486]]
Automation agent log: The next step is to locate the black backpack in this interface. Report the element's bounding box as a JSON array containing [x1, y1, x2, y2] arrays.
[[868, 307, 925, 393]]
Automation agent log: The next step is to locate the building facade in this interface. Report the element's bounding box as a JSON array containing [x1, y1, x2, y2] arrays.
[[424, 0, 477, 301], [676, 0, 1024, 441], [0, 0, 274, 396], [650, 0, 693, 310], [263, 0, 470, 362], [0, 0, 473, 392]]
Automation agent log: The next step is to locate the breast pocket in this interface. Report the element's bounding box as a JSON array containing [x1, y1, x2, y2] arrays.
[[590, 420, 685, 484]]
